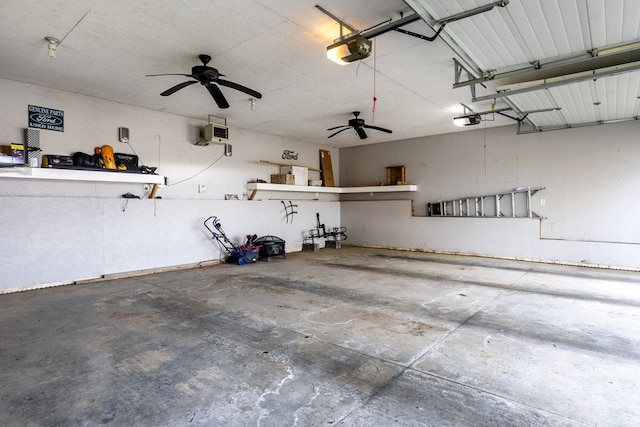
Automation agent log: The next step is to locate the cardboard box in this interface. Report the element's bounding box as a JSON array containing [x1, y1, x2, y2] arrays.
[[280, 166, 308, 186], [387, 165, 406, 185], [271, 173, 295, 185]]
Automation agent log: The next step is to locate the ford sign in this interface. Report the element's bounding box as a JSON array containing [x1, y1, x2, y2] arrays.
[[28, 105, 64, 132]]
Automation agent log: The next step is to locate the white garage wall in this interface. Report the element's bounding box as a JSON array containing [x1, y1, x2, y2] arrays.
[[4, 76, 638, 291], [0, 196, 339, 293], [0, 79, 339, 292], [339, 122, 640, 269]]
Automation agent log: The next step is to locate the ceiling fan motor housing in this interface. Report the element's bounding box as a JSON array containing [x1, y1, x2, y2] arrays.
[[349, 118, 365, 128]]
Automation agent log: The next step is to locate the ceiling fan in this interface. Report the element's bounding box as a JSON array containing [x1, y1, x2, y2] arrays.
[[327, 111, 392, 139], [146, 54, 262, 109]]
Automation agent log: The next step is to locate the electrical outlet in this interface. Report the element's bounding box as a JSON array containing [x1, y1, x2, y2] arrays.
[[540, 198, 546, 206], [198, 184, 206, 193]]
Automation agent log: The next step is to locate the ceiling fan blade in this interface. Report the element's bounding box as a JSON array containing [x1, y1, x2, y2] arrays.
[[160, 80, 198, 96], [327, 128, 350, 138], [355, 127, 368, 139], [217, 79, 262, 99], [327, 125, 350, 131], [146, 73, 193, 77], [363, 124, 393, 134], [206, 83, 230, 109]]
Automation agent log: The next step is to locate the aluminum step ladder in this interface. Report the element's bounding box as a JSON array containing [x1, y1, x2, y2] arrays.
[[428, 186, 545, 218]]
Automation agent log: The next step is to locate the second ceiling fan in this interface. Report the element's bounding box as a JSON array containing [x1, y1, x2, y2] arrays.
[[327, 112, 392, 140]]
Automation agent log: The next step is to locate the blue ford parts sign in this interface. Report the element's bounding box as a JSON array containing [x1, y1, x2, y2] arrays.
[[28, 105, 64, 132]]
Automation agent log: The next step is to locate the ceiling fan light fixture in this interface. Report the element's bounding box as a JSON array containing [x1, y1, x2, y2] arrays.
[[327, 34, 372, 65], [453, 113, 482, 127]]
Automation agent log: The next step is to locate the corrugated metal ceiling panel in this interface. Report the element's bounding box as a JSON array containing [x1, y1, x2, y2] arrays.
[[415, 0, 640, 71], [507, 91, 567, 127], [588, 0, 640, 47], [506, 71, 640, 129], [409, 0, 640, 132], [594, 71, 640, 120], [548, 81, 599, 124], [444, 13, 526, 69], [507, 91, 556, 112]]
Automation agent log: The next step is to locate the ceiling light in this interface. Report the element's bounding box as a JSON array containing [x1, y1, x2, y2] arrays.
[[453, 113, 482, 127], [326, 34, 372, 65], [45, 37, 60, 59]]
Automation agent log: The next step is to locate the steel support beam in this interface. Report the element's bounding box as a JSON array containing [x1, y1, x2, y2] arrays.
[[473, 60, 640, 103], [454, 41, 640, 89]]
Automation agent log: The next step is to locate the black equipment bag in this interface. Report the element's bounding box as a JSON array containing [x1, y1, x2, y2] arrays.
[[114, 153, 139, 171], [72, 152, 99, 168]]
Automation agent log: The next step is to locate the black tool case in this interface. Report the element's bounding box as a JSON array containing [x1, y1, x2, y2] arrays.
[[254, 235, 286, 260]]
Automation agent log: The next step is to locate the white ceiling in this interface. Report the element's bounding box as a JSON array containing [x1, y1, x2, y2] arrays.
[[1, 0, 639, 147]]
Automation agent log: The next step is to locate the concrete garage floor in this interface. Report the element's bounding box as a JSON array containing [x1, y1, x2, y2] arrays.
[[1, 247, 640, 426]]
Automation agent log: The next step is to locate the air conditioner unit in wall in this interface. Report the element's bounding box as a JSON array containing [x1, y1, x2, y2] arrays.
[[195, 124, 229, 146], [204, 124, 228, 144]]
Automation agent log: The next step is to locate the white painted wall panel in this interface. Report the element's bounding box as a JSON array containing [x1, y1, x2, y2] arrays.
[[342, 200, 640, 268], [340, 121, 640, 269], [0, 196, 338, 292], [0, 78, 341, 292]]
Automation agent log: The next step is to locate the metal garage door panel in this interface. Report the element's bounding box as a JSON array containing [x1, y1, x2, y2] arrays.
[[444, 13, 527, 69], [410, 0, 638, 71], [546, 72, 640, 124], [508, 91, 556, 111], [587, 0, 640, 48], [408, 0, 640, 132], [409, 0, 592, 70], [547, 81, 599, 124], [507, 91, 567, 128], [593, 71, 640, 120], [507, 70, 640, 128]]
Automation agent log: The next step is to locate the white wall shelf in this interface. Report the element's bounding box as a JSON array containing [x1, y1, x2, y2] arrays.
[[246, 182, 417, 199], [0, 167, 166, 185]]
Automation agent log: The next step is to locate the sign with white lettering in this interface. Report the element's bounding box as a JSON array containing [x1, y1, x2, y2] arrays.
[[28, 105, 64, 132]]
